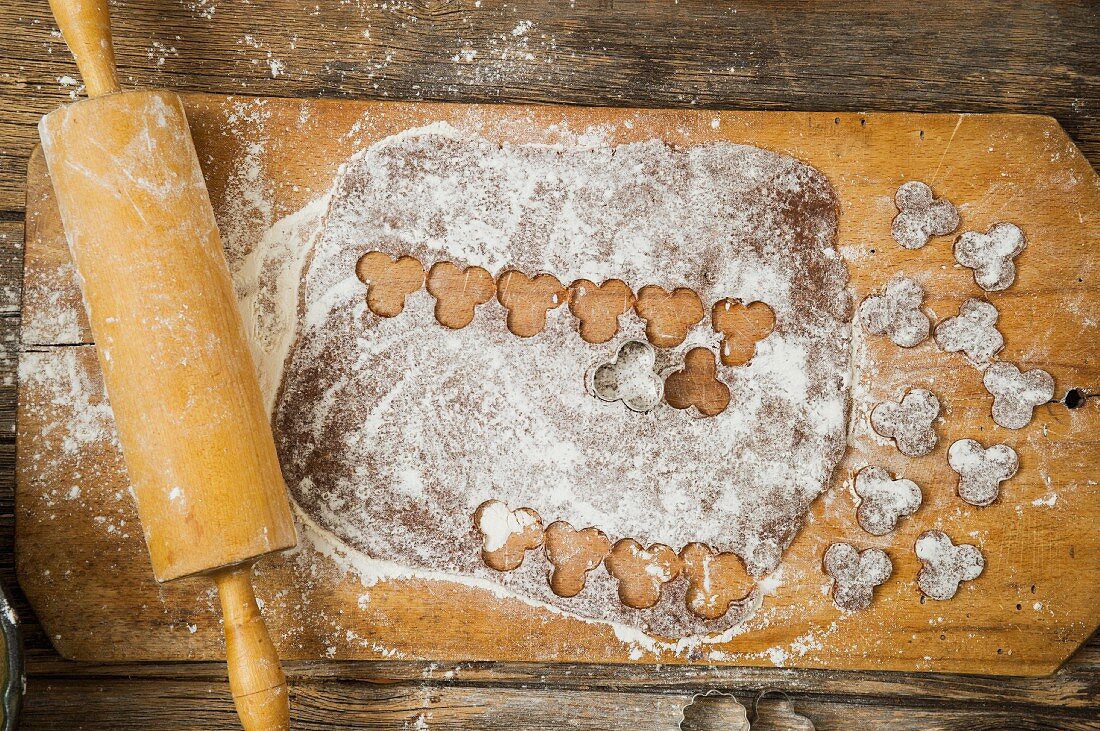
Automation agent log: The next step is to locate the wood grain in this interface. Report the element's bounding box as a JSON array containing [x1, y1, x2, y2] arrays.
[[16, 674, 1100, 730], [16, 97, 1100, 680], [2, 1, 1098, 727]]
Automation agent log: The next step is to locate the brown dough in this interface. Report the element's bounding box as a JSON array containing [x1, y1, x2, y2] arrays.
[[822, 542, 892, 612], [870, 388, 940, 457], [915, 530, 985, 600]]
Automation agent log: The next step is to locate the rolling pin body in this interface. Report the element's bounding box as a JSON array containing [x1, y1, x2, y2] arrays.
[[39, 91, 297, 580], [39, 88, 295, 730]]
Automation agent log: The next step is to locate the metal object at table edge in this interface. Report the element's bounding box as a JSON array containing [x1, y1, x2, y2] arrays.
[[0, 582, 23, 730]]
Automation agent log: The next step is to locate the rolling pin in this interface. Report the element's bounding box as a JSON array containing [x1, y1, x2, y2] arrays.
[[38, 1, 297, 729]]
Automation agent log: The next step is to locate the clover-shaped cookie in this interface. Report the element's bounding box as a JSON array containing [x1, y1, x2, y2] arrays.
[[915, 530, 985, 600], [354, 251, 425, 317], [604, 538, 682, 609], [891, 181, 960, 250], [857, 277, 930, 348], [634, 285, 704, 348], [473, 500, 545, 572], [426, 261, 496, 329], [543, 521, 611, 598], [664, 347, 731, 417], [982, 361, 1054, 429], [568, 279, 635, 344], [954, 223, 1026, 291], [870, 388, 940, 456], [947, 439, 1019, 507], [933, 298, 1004, 364], [497, 270, 566, 337], [852, 466, 922, 536], [711, 298, 775, 366], [592, 340, 663, 413], [679, 543, 753, 620], [822, 543, 892, 612]]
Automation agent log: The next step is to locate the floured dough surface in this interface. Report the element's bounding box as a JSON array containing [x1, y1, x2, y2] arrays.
[[915, 530, 985, 601], [272, 125, 851, 635], [823, 543, 893, 612], [858, 277, 930, 348], [934, 298, 1004, 365], [947, 439, 1018, 507]]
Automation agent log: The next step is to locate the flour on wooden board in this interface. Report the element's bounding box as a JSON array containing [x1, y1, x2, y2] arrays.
[[18, 101, 1094, 664], [243, 122, 851, 635]]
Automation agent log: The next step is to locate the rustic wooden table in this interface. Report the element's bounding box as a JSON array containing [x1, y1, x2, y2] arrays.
[[2, 2, 1097, 729]]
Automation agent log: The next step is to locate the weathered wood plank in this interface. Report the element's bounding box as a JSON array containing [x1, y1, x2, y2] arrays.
[[16, 676, 1100, 730], [1, 0, 1098, 210], [20, 635, 1100, 709]]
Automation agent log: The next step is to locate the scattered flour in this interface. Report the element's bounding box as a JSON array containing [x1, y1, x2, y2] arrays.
[[1031, 494, 1058, 508]]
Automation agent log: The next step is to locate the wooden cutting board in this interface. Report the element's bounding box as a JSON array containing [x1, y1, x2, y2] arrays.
[[17, 95, 1099, 675]]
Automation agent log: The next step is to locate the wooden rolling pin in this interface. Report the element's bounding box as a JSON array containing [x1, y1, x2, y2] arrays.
[[38, 1, 297, 729]]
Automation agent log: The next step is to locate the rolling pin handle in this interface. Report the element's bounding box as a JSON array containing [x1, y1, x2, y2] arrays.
[[47, 0, 121, 97], [214, 565, 291, 731]]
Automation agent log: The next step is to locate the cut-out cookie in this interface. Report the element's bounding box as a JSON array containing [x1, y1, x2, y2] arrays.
[[954, 223, 1026, 291], [426, 261, 496, 329], [568, 279, 636, 344], [857, 277, 930, 348], [822, 543, 892, 612], [496, 270, 567, 337], [934, 298, 1004, 364], [680, 543, 753, 620], [711, 298, 776, 366], [354, 251, 425, 317], [664, 347, 731, 417], [948, 439, 1019, 507], [891, 181, 960, 250], [634, 285, 704, 348], [915, 530, 985, 600], [870, 388, 940, 456], [983, 362, 1055, 429], [604, 538, 683, 609], [852, 466, 922, 536], [543, 521, 611, 598], [473, 500, 545, 572], [592, 340, 663, 413]]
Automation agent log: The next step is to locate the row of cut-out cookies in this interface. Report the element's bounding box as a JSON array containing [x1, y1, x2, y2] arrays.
[[851, 436, 1019, 544], [866, 338, 1053, 436], [891, 180, 1026, 294], [860, 276, 1044, 383], [824, 530, 984, 612], [355, 251, 776, 364], [871, 375, 1050, 464], [474, 499, 754, 619], [474, 500, 984, 619]]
